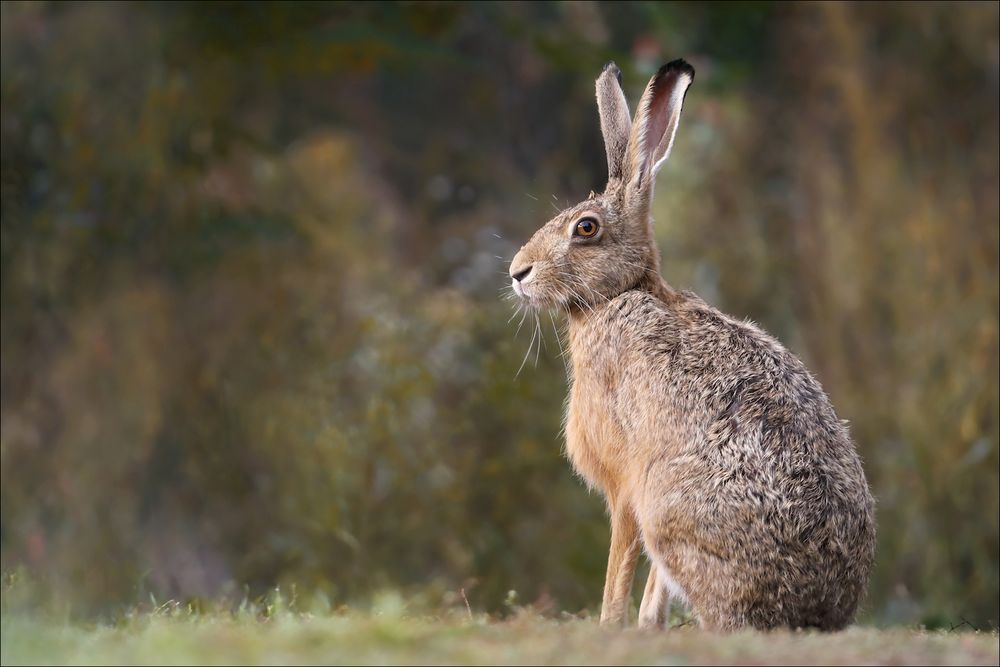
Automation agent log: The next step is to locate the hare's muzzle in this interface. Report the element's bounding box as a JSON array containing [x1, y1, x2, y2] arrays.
[[509, 261, 534, 297]]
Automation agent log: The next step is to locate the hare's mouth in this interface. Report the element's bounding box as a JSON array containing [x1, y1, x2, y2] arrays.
[[507, 263, 566, 310], [511, 279, 552, 308], [512, 276, 543, 304], [511, 278, 526, 298]]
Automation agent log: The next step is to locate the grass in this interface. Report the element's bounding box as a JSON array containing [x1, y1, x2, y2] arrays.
[[2, 600, 998, 666]]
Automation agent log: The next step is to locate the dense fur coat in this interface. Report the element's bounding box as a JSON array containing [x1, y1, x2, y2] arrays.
[[508, 60, 876, 631]]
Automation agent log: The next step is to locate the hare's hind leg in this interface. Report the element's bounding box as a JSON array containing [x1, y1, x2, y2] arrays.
[[637, 565, 669, 629], [646, 540, 745, 632]]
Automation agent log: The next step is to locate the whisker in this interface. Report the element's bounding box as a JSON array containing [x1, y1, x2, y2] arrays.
[[514, 306, 529, 338], [535, 311, 547, 353], [559, 274, 603, 314], [564, 273, 611, 309], [533, 312, 543, 367], [515, 313, 538, 378], [618, 259, 653, 274], [547, 309, 570, 371]]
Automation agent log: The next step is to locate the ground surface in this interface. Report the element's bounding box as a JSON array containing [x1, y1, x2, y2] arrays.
[[2, 610, 998, 666]]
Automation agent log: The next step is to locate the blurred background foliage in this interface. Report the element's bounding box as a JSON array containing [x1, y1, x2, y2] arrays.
[[1, 1, 997, 628]]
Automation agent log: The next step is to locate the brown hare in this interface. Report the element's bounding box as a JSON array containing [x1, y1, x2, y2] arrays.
[[508, 60, 876, 631]]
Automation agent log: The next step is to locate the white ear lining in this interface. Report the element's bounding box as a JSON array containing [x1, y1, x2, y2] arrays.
[[649, 72, 693, 176]]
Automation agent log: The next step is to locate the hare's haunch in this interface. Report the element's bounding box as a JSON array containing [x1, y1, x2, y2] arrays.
[[509, 60, 876, 631]]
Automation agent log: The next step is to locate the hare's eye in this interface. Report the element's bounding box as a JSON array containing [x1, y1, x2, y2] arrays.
[[574, 218, 600, 238]]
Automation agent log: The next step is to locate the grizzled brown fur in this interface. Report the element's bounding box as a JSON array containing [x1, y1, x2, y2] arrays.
[[508, 60, 876, 631]]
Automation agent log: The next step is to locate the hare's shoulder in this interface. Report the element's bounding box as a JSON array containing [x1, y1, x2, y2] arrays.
[[667, 290, 797, 373], [597, 288, 811, 383], [601, 288, 684, 341], [610, 288, 822, 398], [602, 288, 751, 358]]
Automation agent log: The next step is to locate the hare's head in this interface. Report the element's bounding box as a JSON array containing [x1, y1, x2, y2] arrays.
[[509, 60, 694, 310]]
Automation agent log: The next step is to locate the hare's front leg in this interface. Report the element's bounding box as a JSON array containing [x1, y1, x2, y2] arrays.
[[599, 500, 641, 626], [637, 565, 670, 629]]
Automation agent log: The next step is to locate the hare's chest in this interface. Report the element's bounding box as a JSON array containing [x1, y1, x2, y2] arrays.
[[564, 342, 630, 493]]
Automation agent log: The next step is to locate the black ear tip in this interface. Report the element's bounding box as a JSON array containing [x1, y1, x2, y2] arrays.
[[659, 58, 696, 81], [603, 61, 623, 85]]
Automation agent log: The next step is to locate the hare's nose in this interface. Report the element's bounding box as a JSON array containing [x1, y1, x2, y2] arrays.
[[511, 265, 533, 282]]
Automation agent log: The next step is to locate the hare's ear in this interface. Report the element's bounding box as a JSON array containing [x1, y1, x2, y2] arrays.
[[596, 62, 632, 182], [623, 59, 694, 194]]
